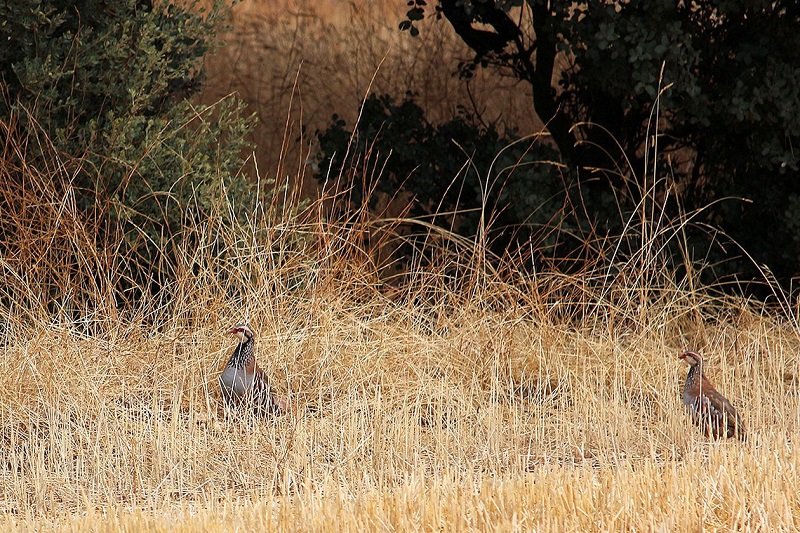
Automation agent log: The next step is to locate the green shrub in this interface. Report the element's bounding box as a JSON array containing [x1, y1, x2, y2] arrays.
[[0, 0, 258, 308]]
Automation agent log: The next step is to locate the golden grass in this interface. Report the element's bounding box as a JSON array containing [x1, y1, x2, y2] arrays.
[[8, 447, 800, 531], [2, 4, 799, 528], [1, 173, 799, 530]]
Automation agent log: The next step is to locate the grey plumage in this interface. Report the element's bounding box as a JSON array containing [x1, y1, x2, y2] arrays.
[[220, 323, 282, 415]]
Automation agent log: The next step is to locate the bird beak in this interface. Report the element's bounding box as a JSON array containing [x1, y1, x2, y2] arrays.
[[227, 327, 239, 334]]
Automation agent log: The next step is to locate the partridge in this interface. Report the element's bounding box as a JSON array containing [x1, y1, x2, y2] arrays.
[[679, 351, 745, 440], [220, 323, 284, 415]]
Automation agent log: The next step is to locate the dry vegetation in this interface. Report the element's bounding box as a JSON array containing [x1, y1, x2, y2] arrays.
[[2, 2, 800, 532], [201, 0, 542, 196], [2, 160, 800, 530]]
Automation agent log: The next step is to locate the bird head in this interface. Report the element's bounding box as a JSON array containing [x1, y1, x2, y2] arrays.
[[678, 351, 703, 367], [228, 323, 254, 343]]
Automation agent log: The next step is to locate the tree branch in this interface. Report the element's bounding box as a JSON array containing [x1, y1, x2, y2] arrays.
[[439, 0, 577, 162]]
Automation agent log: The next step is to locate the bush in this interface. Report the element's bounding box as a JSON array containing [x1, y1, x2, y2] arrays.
[[0, 0, 258, 310], [400, 0, 800, 285], [314, 93, 566, 247]]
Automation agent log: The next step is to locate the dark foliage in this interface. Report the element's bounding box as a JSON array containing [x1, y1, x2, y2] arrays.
[[313, 93, 579, 258], [364, 0, 800, 286]]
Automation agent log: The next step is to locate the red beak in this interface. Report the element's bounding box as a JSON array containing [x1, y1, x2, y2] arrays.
[[228, 327, 240, 334]]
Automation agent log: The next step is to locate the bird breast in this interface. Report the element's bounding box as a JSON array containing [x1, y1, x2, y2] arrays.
[[683, 389, 696, 407], [220, 366, 256, 396]]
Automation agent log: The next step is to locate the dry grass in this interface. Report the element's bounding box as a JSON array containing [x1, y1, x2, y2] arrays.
[[1, 156, 800, 530], [2, 4, 800, 530], [201, 0, 541, 196], [8, 449, 800, 531]]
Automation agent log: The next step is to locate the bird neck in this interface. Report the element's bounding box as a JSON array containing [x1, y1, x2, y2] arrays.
[[227, 337, 254, 369], [686, 362, 704, 387]]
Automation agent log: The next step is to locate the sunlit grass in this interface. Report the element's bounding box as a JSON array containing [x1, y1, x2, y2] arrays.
[[1, 168, 799, 530], [2, 4, 799, 528]]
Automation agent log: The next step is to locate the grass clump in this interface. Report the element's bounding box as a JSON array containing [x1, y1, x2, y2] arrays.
[[1, 136, 799, 530]]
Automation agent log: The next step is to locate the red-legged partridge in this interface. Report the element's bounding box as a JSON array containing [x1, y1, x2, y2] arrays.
[[220, 323, 285, 415], [679, 351, 745, 440]]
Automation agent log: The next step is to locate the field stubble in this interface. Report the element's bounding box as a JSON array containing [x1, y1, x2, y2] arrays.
[[1, 208, 799, 530], [2, 2, 800, 529]]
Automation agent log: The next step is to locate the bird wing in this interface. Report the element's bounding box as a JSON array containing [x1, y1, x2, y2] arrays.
[[251, 366, 278, 410], [703, 388, 745, 439], [692, 387, 744, 439]]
